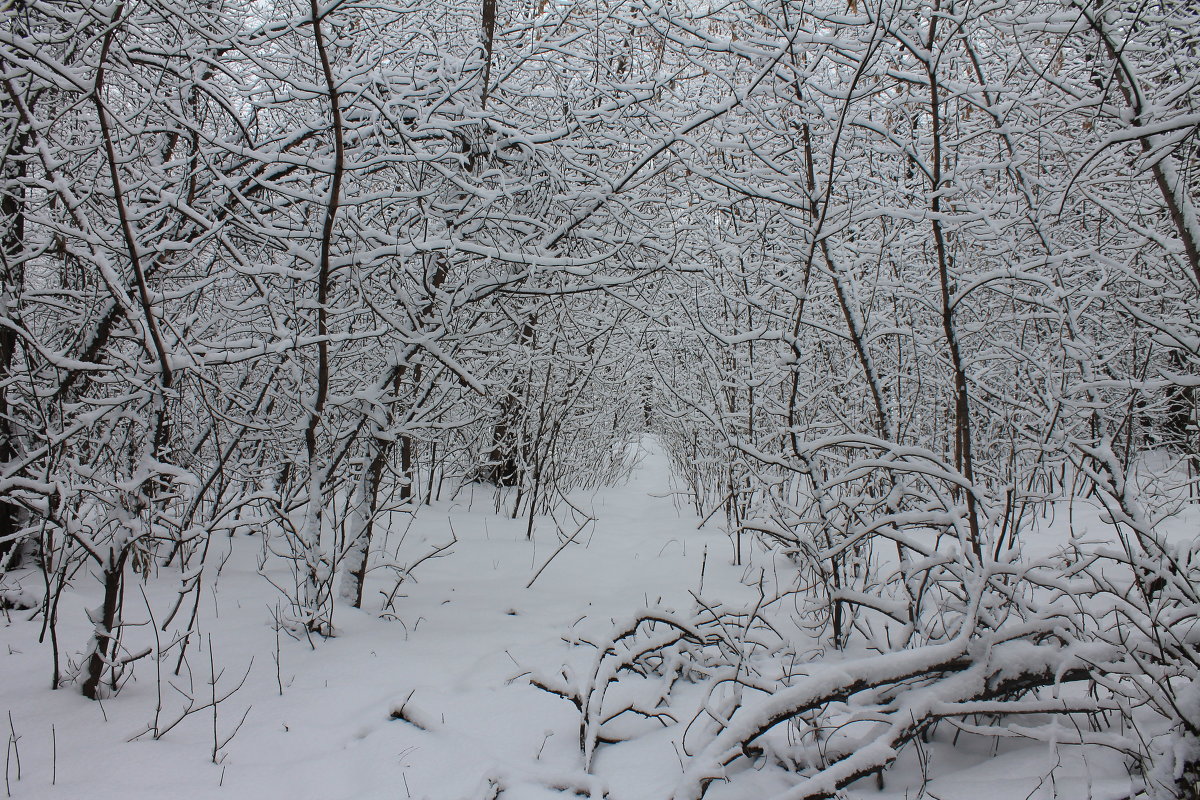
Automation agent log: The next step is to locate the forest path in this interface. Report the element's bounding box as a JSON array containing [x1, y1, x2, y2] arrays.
[[302, 435, 757, 799], [246, 435, 754, 800], [6, 436, 750, 800]]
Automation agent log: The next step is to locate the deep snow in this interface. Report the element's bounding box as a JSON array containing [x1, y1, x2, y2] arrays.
[[0, 439, 1155, 799]]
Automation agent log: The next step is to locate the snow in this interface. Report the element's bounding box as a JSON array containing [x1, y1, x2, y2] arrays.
[[0, 439, 742, 798], [1, 438, 1177, 799]]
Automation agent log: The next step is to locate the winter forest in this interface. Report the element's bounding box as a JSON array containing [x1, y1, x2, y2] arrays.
[[1, 0, 1199, 796]]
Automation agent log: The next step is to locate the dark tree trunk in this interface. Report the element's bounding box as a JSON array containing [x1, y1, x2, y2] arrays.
[[81, 546, 130, 700]]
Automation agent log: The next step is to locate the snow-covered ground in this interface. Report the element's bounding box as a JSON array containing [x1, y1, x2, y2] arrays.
[[0, 439, 1162, 799], [0, 440, 746, 798]]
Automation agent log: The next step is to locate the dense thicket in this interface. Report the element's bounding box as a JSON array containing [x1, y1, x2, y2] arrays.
[[1, 0, 1198, 795]]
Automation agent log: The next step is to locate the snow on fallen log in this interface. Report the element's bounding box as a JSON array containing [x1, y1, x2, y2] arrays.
[[673, 637, 1113, 800]]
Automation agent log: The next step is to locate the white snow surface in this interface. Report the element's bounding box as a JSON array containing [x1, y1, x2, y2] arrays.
[[0, 438, 1147, 799]]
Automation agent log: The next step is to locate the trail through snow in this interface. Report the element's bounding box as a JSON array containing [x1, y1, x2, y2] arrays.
[[0, 437, 749, 799]]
